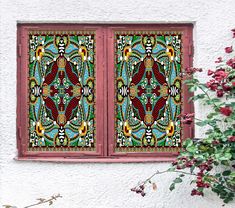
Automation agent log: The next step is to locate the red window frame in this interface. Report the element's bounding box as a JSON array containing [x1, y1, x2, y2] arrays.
[[17, 23, 194, 162]]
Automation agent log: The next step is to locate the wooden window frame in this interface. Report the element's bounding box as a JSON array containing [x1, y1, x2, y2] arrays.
[[16, 23, 194, 162]]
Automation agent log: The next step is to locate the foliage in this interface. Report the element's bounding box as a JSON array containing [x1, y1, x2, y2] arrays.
[[131, 29, 235, 203]]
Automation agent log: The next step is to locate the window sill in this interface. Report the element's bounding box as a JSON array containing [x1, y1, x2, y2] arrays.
[[15, 156, 176, 163]]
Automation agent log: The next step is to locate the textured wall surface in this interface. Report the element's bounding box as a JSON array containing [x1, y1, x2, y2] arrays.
[[0, 0, 235, 207]]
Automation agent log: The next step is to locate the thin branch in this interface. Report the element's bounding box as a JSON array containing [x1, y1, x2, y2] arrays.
[[210, 177, 235, 193], [135, 169, 196, 188], [134, 169, 234, 193], [198, 85, 220, 110], [194, 117, 216, 128], [24, 194, 62, 208]]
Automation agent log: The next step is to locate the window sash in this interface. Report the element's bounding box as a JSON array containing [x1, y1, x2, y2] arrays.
[[17, 24, 105, 158], [106, 25, 194, 158]]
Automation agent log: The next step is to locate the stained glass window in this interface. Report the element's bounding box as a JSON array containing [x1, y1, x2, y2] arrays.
[[28, 31, 96, 151], [18, 24, 193, 160], [114, 31, 182, 152]]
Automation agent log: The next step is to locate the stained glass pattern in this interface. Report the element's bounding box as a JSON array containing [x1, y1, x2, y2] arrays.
[[28, 31, 96, 151], [115, 31, 182, 151]]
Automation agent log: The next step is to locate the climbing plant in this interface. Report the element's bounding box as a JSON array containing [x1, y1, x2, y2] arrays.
[[131, 29, 235, 204]]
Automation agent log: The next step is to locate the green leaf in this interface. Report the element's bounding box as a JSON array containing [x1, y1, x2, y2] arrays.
[[198, 144, 209, 152], [219, 153, 232, 161], [198, 84, 208, 90], [230, 172, 235, 177], [223, 197, 233, 204], [189, 94, 206, 101], [184, 79, 198, 85], [167, 167, 175, 171], [222, 170, 231, 176], [186, 145, 196, 153], [174, 178, 183, 183], [221, 160, 230, 166], [223, 128, 235, 136], [196, 121, 208, 127], [211, 98, 221, 103], [183, 139, 193, 148], [189, 85, 198, 92], [207, 112, 218, 119], [190, 166, 195, 174], [169, 183, 175, 191], [213, 161, 219, 166]]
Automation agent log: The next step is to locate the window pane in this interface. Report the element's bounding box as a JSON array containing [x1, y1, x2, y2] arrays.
[[115, 31, 182, 152], [28, 31, 96, 151]]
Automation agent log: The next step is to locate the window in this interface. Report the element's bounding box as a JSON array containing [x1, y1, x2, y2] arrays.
[[17, 24, 194, 162]]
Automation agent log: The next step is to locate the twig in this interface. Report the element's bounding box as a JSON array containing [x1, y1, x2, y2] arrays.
[[134, 169, 196, 188], [194, 117, 215, 128], [198, 85, 220, 110], [24, 194, 62, 208], [134, 169, 234, 193]]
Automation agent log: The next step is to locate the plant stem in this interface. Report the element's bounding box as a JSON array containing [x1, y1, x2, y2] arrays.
[[198, 85, 219, 110], [24, 194, 62, 208], [194, 117, 214, 128], [135, 169, 234, 193], [211, 177, 235, 193], [136, 169, 196, 188]]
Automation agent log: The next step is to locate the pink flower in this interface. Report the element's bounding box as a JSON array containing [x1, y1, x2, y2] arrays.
[[212, 140, 220, 145], [226, 58, 235, 68], [220, 106, 232, 116], [191, 189, 204, 196], [206, 80, 218, 91], [225, 46, 233, 53], [178, 113, 194, 125], [207, 70, 214, 76], [216, 90, 224, 97], [172, 160, 178, 166], [215, 57, 223, 63], [232, 28, 235, 38], [222, 83, 231, 92], [228, 136, 235, 142], [212, 69, 228, 82], [184, 67, 202, 75], [196, 181, 210, 188]]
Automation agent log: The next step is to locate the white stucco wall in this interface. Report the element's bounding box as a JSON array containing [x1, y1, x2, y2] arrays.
[[0, 0, 235, 207]]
